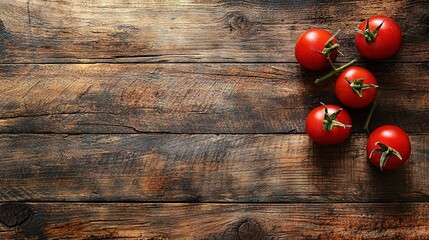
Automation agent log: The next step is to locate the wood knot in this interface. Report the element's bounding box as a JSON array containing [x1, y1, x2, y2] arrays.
[[225, 11, 251, 34], [0, 19, 8, 41], [0, 203, 34, 228], [237, 219, 263, 240]]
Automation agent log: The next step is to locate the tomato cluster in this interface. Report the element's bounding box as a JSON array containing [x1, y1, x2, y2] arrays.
[[296, 15, 411, 171]]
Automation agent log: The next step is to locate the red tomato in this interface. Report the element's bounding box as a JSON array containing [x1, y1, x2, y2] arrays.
[[306, 104, 352, 145], [355, 15, 402, 59], [295, 29, 339, 70], [366, 125, 411, 171], [335, 66, 378, 108]]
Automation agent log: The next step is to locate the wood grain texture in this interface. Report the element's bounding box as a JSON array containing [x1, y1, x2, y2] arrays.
[[0, 1, 428, 237], [0, 202, 429, 239], [0, 0, 428, 63], [1, 63, 428, 134], [1, 134, 428, 202]]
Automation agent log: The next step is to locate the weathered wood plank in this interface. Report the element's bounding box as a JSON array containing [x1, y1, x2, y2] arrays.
[[1, 63, 428, 134], [0, 202, 428, 239], [0, 0, 427, 63], [1, 134, 428, 202]]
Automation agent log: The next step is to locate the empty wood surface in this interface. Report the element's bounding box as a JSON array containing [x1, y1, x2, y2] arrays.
[[1, 0, 429, 238], [1, 134, 428, 202], [1, 63, 428, 134], [0, 202, 428, 239], [0, 0, 428, 63]]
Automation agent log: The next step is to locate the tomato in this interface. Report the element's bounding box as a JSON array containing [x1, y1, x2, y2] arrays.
[[306, 103, 352, 145], [295, 29, 339, 70], [355, 15, 402, 59], [335, 66, 378, 108], [366, 125, 411, 171]]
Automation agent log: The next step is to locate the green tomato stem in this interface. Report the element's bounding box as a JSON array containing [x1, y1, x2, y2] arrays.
[[369, 141, 403, 171], [320, 102, 351, 131], [315, 59, 357, 84], [364, 101, 377, 136]]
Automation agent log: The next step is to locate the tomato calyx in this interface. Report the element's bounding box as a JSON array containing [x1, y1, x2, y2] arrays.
[[321, 103, 351, 131], [313, 29, 357, 84], [346, 78, 378, 97], [369, 142, 403, 171], [317, 30, 342, 56], [356, 18, 384, 43]]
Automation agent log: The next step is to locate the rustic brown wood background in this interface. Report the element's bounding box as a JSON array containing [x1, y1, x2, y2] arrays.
[[0, 0, 428, 239]]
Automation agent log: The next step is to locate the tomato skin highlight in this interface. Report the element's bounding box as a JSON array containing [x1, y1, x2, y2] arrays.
[[355, 15, 402, 59], [306, 105, 352, 145], [295, 29, 339, 70], [335, 66, 378, 109], [366, 125, 411, 170]]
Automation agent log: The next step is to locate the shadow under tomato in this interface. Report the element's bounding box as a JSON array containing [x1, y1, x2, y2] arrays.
[[311, 137, 354, 174], [366, 159, 414, 202], [309, 137, 357, 202]]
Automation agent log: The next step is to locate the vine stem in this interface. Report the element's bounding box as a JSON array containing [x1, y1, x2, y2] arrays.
[[364, 101, 377, 136], [315, 58, 357, 84]]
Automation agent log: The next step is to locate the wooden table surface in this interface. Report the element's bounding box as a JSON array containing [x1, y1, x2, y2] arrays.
[[0, 0, 428, 239]]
